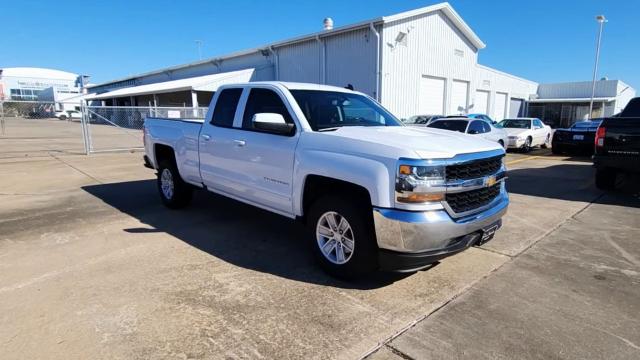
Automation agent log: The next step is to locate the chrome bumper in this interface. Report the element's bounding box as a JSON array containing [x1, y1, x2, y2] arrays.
[[507, 138, 525, 148], [373, 187, 509, 253]]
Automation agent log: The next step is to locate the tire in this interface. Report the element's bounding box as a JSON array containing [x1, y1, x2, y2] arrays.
[[307, 195, 378, 279], [552, 144, 562, 155], [541, 134, 550, 149], [522, 137, 532, 153], [595, 168, 617, 190], [59, 115, 67, 120], [157, 161, 193, 209]]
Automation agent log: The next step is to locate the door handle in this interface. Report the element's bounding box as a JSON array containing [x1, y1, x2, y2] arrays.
[[201, 134, 211, 141], [233, 140, 246, 147]]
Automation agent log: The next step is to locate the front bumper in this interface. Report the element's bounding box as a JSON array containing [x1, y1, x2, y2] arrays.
[[507, 138, 525, 148], [373, 187, 508, 271]]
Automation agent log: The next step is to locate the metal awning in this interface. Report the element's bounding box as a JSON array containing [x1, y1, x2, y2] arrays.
[[528, 97, 615, 103], [87, 68, 254, 100]]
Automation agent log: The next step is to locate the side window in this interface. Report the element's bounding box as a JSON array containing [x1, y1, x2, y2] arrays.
[[211, 88, 243, 127], [533, 119, 542, 128], [242, 88, 294, 130], [481, 121, 492, 133], [468, 120, 485, 134]]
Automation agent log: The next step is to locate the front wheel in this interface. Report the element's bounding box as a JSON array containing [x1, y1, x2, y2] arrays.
[[308, 196, 378, 279], [157, 162, 193, 209], [522, 137, 532, 153]]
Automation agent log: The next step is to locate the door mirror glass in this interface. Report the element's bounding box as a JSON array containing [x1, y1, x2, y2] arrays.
[[252, 113, 294, 134]]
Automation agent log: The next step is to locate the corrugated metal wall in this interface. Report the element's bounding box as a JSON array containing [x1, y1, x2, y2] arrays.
[[537, 80, 618, 99], [278, 40, 321, 84], [325, 27, 377, 96], [380, 11, 478, 118], [474, 65, 538, 120]]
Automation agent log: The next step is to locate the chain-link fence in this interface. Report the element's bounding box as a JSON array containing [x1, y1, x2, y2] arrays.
[[82, 106, 207, 153]]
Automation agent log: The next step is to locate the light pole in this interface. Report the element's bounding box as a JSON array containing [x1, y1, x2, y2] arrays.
[[588, 15, 607, 120], [195, 40, 203, 60]]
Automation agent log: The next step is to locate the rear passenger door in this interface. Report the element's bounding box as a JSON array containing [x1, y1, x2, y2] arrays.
[[532, 119, 546, 145]]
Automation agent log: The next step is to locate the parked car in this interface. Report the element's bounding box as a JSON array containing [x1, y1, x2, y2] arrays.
[[143, 82, 509, 278], [402, 114, 443, 126], [55, 110, 81, 120], [467, 113, 497, 124], [500, 118, 552, 152], [593, 97, 640, 189], [427, 117, 508, 148], [552, 120, 602, 155]]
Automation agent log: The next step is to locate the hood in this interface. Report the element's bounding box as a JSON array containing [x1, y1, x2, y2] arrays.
[[321, 126, 502, 159], [503, 127, 529, 136]]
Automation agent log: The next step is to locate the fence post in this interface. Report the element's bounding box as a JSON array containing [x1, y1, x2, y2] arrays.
[[80, 101, 90, 154], [0, 100, 5, 136]]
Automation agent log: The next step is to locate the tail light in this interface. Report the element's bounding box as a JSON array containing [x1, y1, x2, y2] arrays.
[[595, 126, 606, 147]]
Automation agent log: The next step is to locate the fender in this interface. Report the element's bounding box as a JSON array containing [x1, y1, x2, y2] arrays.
[[293, 149, 393, 216]]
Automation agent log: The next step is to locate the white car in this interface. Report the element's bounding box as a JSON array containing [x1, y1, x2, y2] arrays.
[[143, 82, 508, 278], [426, 117, 509, 149], [499, 118, 551, 152], [54, 110, 81, 120]]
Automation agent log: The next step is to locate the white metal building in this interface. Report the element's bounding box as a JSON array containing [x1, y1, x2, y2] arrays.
[[87, 3, 539, 120], [0, 67, 86, 101]]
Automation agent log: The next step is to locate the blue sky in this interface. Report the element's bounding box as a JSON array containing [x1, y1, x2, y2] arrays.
[[1, 0, 637, 88]]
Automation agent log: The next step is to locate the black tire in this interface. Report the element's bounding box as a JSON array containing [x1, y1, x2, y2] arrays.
[[541, 134, 550, 149], [307, 195, 378, 279], [552, 143, 562, 154], [157, 161, 193, 209], [595, 168, 617, 190], [59, 115, 67, 120], [522, 137, 532, 153]]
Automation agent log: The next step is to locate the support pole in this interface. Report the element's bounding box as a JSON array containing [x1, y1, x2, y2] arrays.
[[191, 91, 199, 118]]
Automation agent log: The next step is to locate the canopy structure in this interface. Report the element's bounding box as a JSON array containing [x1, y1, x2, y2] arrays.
[[528, 97, 615, 103], [87, 68, 254, 100]]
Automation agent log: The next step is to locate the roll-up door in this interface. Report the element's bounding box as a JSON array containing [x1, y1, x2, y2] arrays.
[[418, 76, 445, 115]]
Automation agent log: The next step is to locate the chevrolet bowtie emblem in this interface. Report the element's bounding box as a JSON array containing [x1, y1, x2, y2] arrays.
[[485, 175, 497, 187]]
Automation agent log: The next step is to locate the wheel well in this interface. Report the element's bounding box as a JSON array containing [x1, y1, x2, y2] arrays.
[[301, 175, 372, 221], [154, 144, 176, 167]]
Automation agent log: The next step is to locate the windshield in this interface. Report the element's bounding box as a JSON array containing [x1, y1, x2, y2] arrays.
[[427, 120, 468, 133], [290, 90, 402, 131], [404, 115, 440, 125], [500, 119, 531, 129]]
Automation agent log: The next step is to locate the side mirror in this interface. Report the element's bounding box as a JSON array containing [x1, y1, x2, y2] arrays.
[[252, 113, 294, 135]]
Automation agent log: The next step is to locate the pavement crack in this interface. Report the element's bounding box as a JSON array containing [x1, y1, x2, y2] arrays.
[[48, 152, 103, 184], [384, 344, 415, 360]]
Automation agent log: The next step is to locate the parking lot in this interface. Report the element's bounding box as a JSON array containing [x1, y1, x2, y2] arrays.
[[1, 119, 639, 359]]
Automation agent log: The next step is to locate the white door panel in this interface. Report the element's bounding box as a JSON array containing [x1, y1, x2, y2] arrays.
[[418, 76, 445, 115], [474, 90, 489, 114], [494, 92, 507, 121], [450, 80, 469, 115]]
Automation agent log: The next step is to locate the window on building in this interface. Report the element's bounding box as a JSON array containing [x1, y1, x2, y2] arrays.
[[210, 88, 243, 127]]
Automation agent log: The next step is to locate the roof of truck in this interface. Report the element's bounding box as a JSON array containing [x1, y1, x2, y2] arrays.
[[223, 81, 362, 94]]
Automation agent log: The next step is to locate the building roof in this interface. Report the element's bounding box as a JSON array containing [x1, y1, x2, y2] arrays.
[[89, 2, 484, 89], [87, 69, 254, 100], [0, 67, 78, 80]]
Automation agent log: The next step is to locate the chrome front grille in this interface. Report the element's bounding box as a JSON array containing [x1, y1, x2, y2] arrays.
[[445, 155, 503, 181], [445, 183, 501, 214]]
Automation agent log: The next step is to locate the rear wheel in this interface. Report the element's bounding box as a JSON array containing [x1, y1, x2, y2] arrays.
[[157, 161, 193, 209], [541, 134, 550, 149], [595, 168, 617, 190], [308, 195, 378, 279], [59, 115, 67, 120]]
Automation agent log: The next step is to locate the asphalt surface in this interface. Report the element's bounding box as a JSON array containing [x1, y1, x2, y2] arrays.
[[1, 119, 639, 359]]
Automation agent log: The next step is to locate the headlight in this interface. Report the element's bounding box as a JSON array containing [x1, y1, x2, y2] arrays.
[[395, 164, 445, 203]]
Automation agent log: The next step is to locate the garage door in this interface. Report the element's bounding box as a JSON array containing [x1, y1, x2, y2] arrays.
[[418, 76, 445, 115], [450, 80, 469, 115], [494, 92, 507, 120], [509, 98, 524, 118], [474, 90, 490, 114]]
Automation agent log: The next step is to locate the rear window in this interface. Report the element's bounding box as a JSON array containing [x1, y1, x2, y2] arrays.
[[427, 120, 468, 133], [211, 88, 243, 127]]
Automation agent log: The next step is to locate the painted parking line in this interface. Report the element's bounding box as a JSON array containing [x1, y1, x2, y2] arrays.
[[506, 155, 542, 166]]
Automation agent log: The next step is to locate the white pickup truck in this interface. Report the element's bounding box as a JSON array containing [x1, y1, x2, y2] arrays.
[[143, 82, 508, 278]]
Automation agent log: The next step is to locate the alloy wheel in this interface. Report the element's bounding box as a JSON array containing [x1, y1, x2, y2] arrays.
[[316, 211, 355, 265]]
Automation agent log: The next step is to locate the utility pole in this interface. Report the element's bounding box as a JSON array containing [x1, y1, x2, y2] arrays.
[[588, 15, 607, 120]]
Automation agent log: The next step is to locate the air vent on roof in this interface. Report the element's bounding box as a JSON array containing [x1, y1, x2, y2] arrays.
[[323, 18, 334, 30]]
